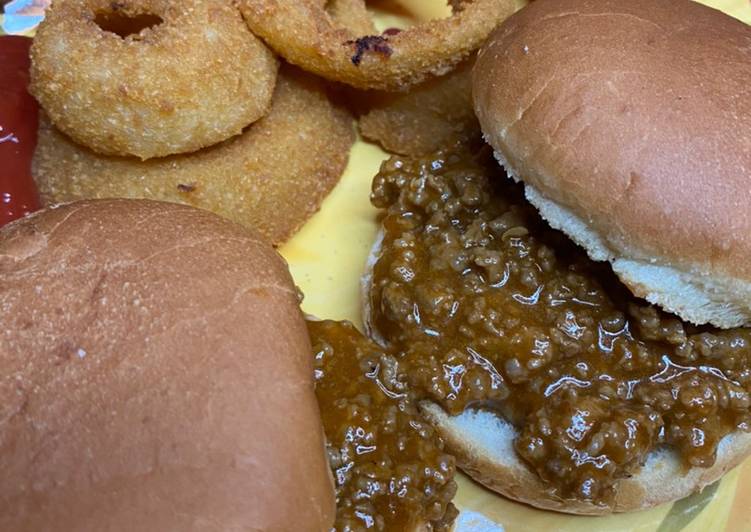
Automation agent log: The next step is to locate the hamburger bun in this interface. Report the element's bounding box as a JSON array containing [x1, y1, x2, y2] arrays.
[[0, 199, 334, 531], [362, 231, 751, 515], [473, 0, 751, 328]]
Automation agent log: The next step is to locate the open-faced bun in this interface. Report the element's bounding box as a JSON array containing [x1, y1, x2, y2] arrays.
[[473, 0, 751, 328], [420, 402, 751, 515], [362, 231, 751, 515], [0, 199, 334, 531]]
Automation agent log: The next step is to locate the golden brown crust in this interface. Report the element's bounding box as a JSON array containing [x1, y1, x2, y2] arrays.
[[359, 59, 479, 156], [238, 0, 516, 90], [0, 200, 335, 531], [30, 0, 278, 159], [473, 0, 751, 327], [325, 0, 376, 35], [32, 67, 354, 246]]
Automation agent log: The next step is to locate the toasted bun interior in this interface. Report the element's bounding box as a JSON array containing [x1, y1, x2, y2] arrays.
[[0, 199, 334, 531], [363, 230, 751, 515], [473, 0, 751, 328]]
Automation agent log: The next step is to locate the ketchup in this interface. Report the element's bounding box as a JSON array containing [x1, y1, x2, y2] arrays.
[[0, 35, 40, 228]]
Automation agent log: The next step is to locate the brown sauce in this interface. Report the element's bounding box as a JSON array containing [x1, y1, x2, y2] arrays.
[[308, 319, 458, 531], [366, 148, 751, 504]]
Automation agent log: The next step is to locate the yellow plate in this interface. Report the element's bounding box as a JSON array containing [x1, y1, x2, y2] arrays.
[[5, 1, 751, 530]]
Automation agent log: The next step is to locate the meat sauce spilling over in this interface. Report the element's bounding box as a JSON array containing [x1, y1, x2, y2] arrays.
[[0, 36, 40, 228], [307, 319, 458, 531], [367, 149, 751, 504]]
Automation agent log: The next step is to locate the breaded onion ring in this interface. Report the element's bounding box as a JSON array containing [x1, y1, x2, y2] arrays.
[[30, 0, 278, 160], [237, 0, 516, 90], [32, 67, 354, 245], [359, 59, 480, 156]]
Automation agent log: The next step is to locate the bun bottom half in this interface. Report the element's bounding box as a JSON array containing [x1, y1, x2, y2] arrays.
[[420, 402, 751, 515], [362, 230, 751, 515]]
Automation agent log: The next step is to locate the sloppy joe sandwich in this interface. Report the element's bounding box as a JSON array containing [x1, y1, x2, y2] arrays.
[[362, 0, 751, 515]]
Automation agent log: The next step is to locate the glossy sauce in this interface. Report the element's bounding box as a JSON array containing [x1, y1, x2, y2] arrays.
[[307, 319, 458, 531], [0, 36, 40, 228], [368, 149, 751, 504]]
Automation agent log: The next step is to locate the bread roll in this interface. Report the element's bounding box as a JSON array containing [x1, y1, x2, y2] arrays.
[[473, 0, 751, 328], [0, 199, 334, 531]]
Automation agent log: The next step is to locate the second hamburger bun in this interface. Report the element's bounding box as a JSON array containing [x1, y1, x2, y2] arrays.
[[473, 0, 751, 328], [0, 199, 334, 531]]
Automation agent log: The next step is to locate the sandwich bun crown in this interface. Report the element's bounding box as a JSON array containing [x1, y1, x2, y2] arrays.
[[473, 0, 751, 328], [0, 199, 334, 531]]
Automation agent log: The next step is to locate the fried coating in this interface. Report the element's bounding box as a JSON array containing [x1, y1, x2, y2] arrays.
[[326, 0, 376, 35], [30, 0, 278, 160], [359, 60, 480, 156], [238, 0, 516, 90], [32, 68, 354, 245]]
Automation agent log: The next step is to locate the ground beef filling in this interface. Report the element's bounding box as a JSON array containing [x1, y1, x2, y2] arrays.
[[368, 149, 751, 504], [307, 319, 458, 531]]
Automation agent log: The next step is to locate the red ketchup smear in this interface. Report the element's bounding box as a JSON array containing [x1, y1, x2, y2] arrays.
[[0, 35, 40, 228]]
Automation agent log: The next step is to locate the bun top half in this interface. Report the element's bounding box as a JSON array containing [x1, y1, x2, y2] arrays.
[[473, 0, 751, 328], [0, 199, 334, 531]]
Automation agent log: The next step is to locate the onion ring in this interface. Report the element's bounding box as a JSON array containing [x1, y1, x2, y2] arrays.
[[237, 0, 516, 90], [30, 0, 279, 160], [32, 67, 354, 245], [359, 59, 480, 156]]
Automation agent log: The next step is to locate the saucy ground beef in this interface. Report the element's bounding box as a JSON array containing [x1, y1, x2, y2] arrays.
[[368, 148, 751, 504], [307, 319, 458, 531]]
